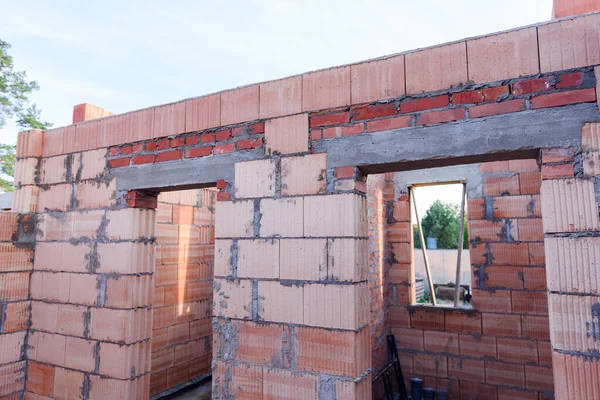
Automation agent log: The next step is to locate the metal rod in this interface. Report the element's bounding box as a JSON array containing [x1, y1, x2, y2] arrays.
[[410, 187, 436, 306], [454, 183, 467, 307]]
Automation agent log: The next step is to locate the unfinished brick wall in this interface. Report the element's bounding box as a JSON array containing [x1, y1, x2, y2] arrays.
[[541, 123, 600, 399], [0, 212, 33, 398], [387, 160, 552, 399], [150, 189, 215, 396], [4, 9, 600, 400]]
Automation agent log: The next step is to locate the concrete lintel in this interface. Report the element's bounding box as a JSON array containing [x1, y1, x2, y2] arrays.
[[393, 164, 483, 198], [114, 148, 263, 191], [318, 104, 600, 173]]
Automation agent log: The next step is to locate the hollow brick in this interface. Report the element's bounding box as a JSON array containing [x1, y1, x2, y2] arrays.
[[260, 197, 304, 237], [213, 278, 252, 319], [234, 159, 277, 198], [281, 154, 327, 196], [258, 280, 303, 324], [237, 239, 279, 279], [215, 200, 254, 238]]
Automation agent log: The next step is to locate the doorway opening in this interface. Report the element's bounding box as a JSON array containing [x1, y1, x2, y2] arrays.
[[149, 188, 216, 399]]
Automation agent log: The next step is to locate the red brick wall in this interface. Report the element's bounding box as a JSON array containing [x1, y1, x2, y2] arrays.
[[150, 189, 215, 396], [0, 212, 32, 399], [367, 173, 394, 374], [387, 160, 552, 399]]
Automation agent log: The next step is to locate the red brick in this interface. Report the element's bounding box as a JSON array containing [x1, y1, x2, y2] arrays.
[[217, 192, 231, 201], [497, 388, 537, 400], [482, 313, 521, 336], [479, 161, 510, 173], [483, 175, 520, 196], [541, 147, 574, 164], [156, 150, 182, 163], [508, 159, 538, 172], [493, 196, 538, 219], [108, 147, 119, 156], [390, 306, 410, 328], [215, 129, 230, 141], [537, 341, 552, 366], [248, 122, 265, 134], [528, 242, 545, 265], [366, 115, 412, 132], [531, 88, 596, 109], [541, 163, 574, 179], [392, 327, 424, 351], [132, 154, 155, 165], [469, 220, 510, 242], [460, 382, 498, 400], [511, 77, 554, 95], [445, 311, 482, 334], [525, 365, 553, 391], [497, 338, 538, 363], [453, 86, 509, 104], [109, 158, 130, 168], [485, 361, 525, 387], [517, 219, 544, 241], [214, 144, 234, 155], [485, 266, 524, 289], [352, 103, 397, 120], [3, 301, 29, 333], [310, 129, 322, 140], [27, 361, 55, 397], [171, 138, 184, 148], [145, 141, 157, 151], [185, 135, 199, 146], [216, 180, 228, 190], [556, 72, 584, 89], [471, 289, 512, 313], [521, 315, 550, 340], [424, 331, 459, 354], [518, 171, 541, 194], [410, 307, 445, 331], [157, 139, 170, 150], [512, 291, 548, 316], [309, 112, 350, 127], [236, 138, 263, 150], [199, 133, 213, 143], [336, 166, 355, 179], [448, 357, 485, 383], [120, 145, 133, 155], [469, 99, 526, 118], [185, 147, 212, 158], [467, 198, 486, 220], [489, 242, 530, 265], [323, 123, 364, 138], [459, 334, 497, 358], [400, 95, 449, 113], [416, 108, 465, 125]]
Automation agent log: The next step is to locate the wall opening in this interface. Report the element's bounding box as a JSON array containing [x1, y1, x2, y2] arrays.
[[149, 188, 216, 398], [410, 182, 471, 308], [368, 159, 553, 399]]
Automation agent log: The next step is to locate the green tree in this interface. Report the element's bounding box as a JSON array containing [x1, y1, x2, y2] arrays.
[[418, 200, 468, 249], [0, 144, 16, 192], [0, 39, 52, 192]]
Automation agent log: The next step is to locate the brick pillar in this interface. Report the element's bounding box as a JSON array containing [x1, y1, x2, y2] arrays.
[[553, 0, 600, 18], [25, 142, 156, 398], [72, 103, 114, 124], [540, 122, 600, 399], [212, 113, 372, 399]]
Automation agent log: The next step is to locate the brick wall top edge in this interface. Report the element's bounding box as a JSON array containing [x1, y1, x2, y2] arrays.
[[35, 12, 599, 157]]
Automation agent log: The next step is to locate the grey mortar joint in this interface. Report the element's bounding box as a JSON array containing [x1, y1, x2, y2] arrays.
[[485, 197, 494, 221], [0, 303, 5, 333], [82, 374, 91, 400], [253, 199, 261, 238], [93, 342, 101, 374], [96, 275, 107, 306], [230, 240, 239, 278], [75, 152, 83, 182], [85, 244, 100, 274], [83, 307, 91, 338], [251, 280, 259, 321], [65, 154, 74, 183], [318, 374, 337, 400], [71, 183, 79, 210], [574, 147, 584, 178], [274, 155, 282, 197], [325, 167, 337, 194], [96, 211, 110, 242]]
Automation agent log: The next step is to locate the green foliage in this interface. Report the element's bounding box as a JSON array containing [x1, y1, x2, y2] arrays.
[[0, 144, 16, 192], [0, 39, 40, 129], [17, 104, 52, 130], [0, 39, 52, 192], [413, 224, 421, 249], [415, 200, 469, 249]]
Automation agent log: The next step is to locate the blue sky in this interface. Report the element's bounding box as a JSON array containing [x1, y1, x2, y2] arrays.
[[0, 0, 552, 146]]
